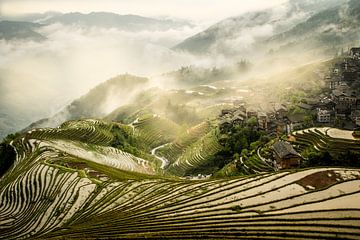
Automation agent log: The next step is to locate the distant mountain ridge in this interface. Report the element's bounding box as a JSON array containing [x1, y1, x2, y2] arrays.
[[268, 0, 360, 51], [0, 21, 46, 41], [39, 12, 192, 31], [0, 12, 192, 41], [172, 0, 352, 56]]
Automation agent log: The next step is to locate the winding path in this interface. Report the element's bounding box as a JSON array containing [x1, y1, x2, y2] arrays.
[[150, 143, 170, 169]]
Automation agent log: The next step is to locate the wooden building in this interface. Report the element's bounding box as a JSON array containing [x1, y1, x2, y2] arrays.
[[272, 141, 302, 169]]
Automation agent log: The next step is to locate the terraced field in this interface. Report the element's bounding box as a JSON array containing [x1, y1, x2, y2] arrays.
[[166, 128, 223, 176], [27, 119, 114, 146], [237, 155, 274, 175], [158, 122, 211, 164], [1, 121, 360, 239], [292, 127, 360, 154], [133, 115, 182, 149]]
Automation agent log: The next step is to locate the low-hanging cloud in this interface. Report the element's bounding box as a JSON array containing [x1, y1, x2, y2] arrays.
[[0, 22, 211, 135]]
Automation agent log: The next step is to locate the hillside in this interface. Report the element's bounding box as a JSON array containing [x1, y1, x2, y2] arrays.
[[173, 0, 354, 56], [39, 12, 192, 31], [268, 0, 360, 53], [22, 74, 150, 132], [0, 21, 46, 41], [1, 122, 360, 239], [1, 56, 360, 237], [0, 120, 360, 239], [2, 2, 360, 238]]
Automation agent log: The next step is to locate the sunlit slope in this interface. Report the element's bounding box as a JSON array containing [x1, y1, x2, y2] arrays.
[[5, 119, 156, 182], [166, 128, 223, 176], [2, 164, 360, 239], [158, 121, 212, 164], [1, 120, 360, 239], [132, 115, 182, 148], [292, 128, 360, 154]]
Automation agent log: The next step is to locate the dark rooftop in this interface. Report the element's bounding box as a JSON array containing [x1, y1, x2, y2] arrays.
[[287, 113, 306, 123], [273, 141, 300, 159], [350, 47, 360, 53], [298, 103, 313, 110]]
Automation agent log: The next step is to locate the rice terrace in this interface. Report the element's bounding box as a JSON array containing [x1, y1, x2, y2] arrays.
[[1, 0, 360, 239]]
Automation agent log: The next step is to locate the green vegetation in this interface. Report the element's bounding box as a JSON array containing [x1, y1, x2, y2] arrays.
[[157, 121, 211, 164], [213, 118, 273, 177], [1, 118, 360, 240], [293, 128, 360, 168], [110, 124, 147, 157], [302, 147, 360, 168], [3, 3, 360, 238], [166, 62, 251, 87], [134, 115, 182, 149], [167, 128, 223, 176]]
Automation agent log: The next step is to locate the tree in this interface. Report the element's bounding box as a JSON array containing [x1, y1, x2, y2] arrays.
[[246, 117, 257, 128]]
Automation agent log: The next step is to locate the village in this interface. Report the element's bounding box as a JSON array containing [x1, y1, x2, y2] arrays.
[[217, 47, 360, 171]]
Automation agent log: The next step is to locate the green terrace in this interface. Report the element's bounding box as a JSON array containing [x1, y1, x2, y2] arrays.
[[1, 119, 360, 239]]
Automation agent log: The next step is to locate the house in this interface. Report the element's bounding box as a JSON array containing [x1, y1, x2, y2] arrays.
[[286, 113, 306, 132], [237, 105, 247, 113], [233, 109, 247, 119], [219, 119, 232, 132], [298, 102, 314, 111], [268, 120, 286, 135], [318, 98, 335, 109], [343, 71, 358, 83], [274, 103, 288, 119], [335, 82, 350, 92], [257, 112, 268, 130], [272, 141, 301, 169], [317, 108, 331, 123], [231, 115, 244, 125], [356, 117, 360, 127], [329, 76, 342, 90], [246, 107, 257, 118], [351, 110, 360, 126], [332, 90, 357, 111], [221, 109, 234, 116], [350, 47, 360, 60]]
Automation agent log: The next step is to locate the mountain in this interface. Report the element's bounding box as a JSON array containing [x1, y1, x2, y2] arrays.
[[1, 50, 360, 238], [22, 74, 150, 132], [173, 0, 349, 56], [0, 12, 192, 41], [0, 21, 46, 41], [1, 79, 360, 238], [268, 0, 360, 52], [39, 12, 192, 31]]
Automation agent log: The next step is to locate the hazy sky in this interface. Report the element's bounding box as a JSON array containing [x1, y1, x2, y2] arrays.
[[1, 0, 287, 23]]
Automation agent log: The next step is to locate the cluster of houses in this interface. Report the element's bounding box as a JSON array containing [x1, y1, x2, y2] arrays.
[[218, 100, 308, 136], [218, 106, 303, 170], [217, 48, 360, 170], [322, 47, 360, 128], [218, 104, 270, 133]]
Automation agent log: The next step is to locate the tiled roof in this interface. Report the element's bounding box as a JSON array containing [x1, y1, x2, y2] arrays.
[[273, 141, 300, 159]]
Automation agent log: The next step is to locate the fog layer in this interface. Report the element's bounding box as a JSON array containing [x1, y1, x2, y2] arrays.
[[0, 22, 206, 133]]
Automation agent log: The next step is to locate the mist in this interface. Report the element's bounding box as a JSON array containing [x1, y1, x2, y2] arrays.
[[1, 0, 354, 140], [0, 22, 211, 132]]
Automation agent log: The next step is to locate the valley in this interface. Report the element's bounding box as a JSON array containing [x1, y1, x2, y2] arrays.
[[1, 49, 360, 238], [1, 0, 360, 239]]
